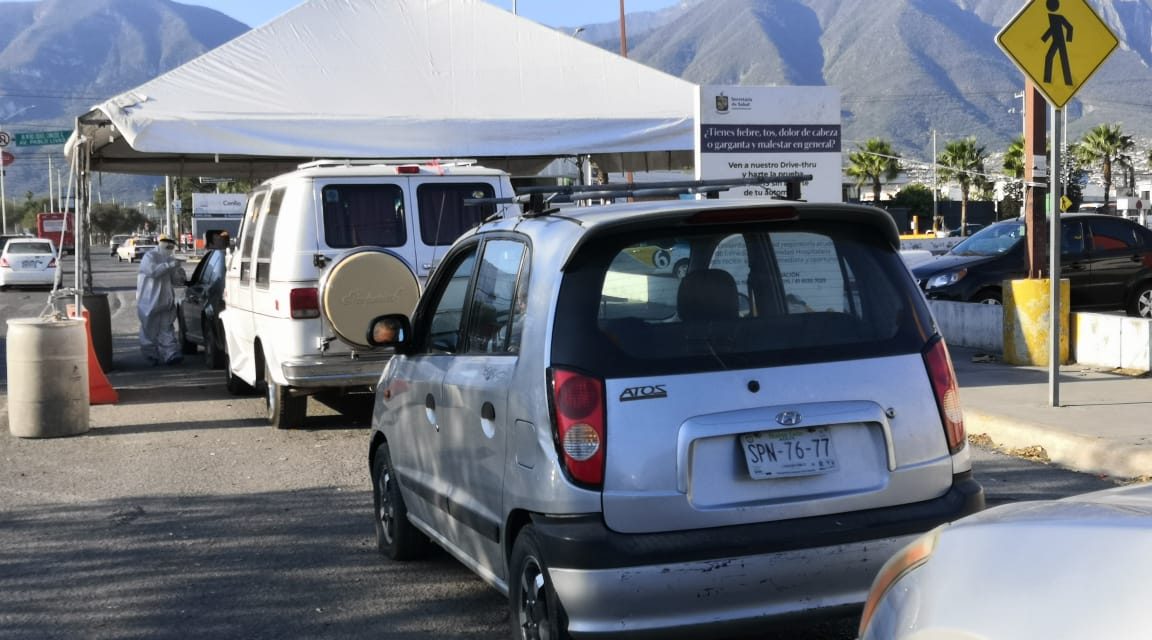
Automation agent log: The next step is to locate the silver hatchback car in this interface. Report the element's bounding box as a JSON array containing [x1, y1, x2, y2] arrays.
[[366, 197, 984, 638]]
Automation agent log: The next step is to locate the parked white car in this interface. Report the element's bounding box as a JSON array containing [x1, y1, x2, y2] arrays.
[[0, 238, 60, 289], [220, 159, 517, 428]]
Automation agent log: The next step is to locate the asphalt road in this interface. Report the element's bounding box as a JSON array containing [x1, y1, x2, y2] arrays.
[[0, 251, 1122, 639]]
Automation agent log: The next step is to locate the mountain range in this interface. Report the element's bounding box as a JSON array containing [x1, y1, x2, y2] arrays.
[[2, 0, 1151, 202]]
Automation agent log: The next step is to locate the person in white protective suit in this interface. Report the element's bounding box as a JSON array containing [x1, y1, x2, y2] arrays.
[[136, 235, 187, 365]]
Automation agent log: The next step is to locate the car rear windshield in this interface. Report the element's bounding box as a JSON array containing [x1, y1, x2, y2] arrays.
[[7, 242, 53, 255], [322, 184, 407, 248], [551, 220, 934, 376], [417, 183, 497, 246]]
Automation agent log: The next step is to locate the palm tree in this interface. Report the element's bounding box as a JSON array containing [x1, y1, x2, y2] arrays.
[[1003, 136, 1026, 180], [846, 138, 902, 205], [1075, 123, 1133, 204], [937, 137, 987, 236]]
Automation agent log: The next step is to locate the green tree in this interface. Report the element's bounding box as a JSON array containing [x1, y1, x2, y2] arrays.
[[846, 138, 902, 205], [1003, 136, 1026, 180], [1075, 123, 1133, 203], [90, 203, 149, 237], [937, 137, 987, 236], [890, 183, 935, 230]]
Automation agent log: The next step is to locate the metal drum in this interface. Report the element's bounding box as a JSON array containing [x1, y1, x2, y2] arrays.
[[6, 318, 90, 438]]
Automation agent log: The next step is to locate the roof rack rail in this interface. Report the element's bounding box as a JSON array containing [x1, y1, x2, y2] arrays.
[[296, 158, 478, 170], [465, 175, 811, 216]]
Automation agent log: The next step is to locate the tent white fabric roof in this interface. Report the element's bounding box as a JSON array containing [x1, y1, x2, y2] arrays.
[[68, 0, 696, 179]]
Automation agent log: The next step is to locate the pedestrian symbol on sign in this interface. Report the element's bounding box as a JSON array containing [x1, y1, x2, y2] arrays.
[[1043, 0, 1074, 85]]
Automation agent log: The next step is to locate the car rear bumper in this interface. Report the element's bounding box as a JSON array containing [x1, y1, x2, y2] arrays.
[[534, 474, 983, 637], [280, 352, 393, 389], [0, 270, 57, 286]]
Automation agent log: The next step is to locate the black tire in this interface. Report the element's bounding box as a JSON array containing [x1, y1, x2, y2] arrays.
[[1128, 283, 1152, 318], [673, 259, 689, 279], [510, 525, 571, 640], [973, 290, 1002, 306], [371, 442, 430, 561], [177, 314, 198, 355], [203, 322, 226, 370], [266, 377, 306, 429], [224, 350, 254, 396]]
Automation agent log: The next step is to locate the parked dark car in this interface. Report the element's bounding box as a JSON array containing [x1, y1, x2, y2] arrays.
[[177, 248, 227, 368], [911, 214, 1152, 317]]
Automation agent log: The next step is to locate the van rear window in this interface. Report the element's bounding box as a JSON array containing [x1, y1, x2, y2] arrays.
[[552, 221, 931, 376], [322, 184, 407, 248]]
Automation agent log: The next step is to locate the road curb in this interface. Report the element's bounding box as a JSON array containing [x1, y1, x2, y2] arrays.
[[965, 407, 1152, 480]]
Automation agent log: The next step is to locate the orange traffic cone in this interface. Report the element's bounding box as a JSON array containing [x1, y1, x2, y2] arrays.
[[67, 307, 119, 405]]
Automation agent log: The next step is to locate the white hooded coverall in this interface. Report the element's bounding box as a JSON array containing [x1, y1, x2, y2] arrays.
[[137, 246, 186, 364]]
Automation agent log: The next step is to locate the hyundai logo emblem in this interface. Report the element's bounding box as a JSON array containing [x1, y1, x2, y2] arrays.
[[775, 411, 803, 426]]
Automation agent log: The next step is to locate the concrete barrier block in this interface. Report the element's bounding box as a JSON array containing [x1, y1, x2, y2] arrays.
[[927, 300, 1003, 352], [1121, 317, 1152, 372], [1071, 312, 1152, 373]]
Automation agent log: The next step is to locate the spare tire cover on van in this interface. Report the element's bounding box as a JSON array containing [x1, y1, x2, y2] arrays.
[[318, 248, 420, 348]]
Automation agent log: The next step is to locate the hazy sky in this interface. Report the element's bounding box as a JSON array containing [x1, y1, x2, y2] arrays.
[[170, 0, 682, 29]]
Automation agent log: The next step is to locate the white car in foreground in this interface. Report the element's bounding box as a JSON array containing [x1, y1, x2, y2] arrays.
[[0, 238, 60, 289], [859, 481, 1152, 639]]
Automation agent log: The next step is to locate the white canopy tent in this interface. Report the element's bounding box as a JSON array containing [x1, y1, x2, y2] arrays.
[[66, 0, 696, 180]]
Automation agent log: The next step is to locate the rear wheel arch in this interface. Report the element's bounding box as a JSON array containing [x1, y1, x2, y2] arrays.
[[503, 509, 534, 570]]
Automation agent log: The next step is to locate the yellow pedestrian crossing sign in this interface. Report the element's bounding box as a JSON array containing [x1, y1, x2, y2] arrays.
[[996, 0, 1118, 108]]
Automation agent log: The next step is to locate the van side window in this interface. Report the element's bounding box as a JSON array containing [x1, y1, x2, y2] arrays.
[[322, 184, 406, 248], [255, 188, 285, 287], [417, 183, 496, 246], [239, 192, 266, 284]]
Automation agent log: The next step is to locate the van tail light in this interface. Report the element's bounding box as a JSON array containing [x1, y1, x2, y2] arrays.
[[289, 287, 320, 319], [923, 338, 965, 454], [396, 164, 421, 174], [0, 257, 8, 268], [549, 368, 606, 488]]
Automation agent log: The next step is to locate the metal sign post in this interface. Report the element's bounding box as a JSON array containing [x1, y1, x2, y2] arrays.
[[997, 0, 1119, 407], [1049, 107, 1062, 407]]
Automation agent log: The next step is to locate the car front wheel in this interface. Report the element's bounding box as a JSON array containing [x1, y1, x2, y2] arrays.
[[371, 442, 429, 561], [973, 290, 1002, 305], [223, 350, 254, 396], [510, 525, 571, 640], [1129, 283, 1152, 318]]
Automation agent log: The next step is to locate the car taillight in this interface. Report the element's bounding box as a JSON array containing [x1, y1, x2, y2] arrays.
[[48, 257, 56, 268], [289, 287, 320, 319], [550, 368, 605, 487], [923, 337, 965, 454], [0, 257, 8, 268]]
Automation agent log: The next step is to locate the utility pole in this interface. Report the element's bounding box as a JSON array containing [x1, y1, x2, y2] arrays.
[[620, 0, 633, 189], [1024, 82, 1047, 279]]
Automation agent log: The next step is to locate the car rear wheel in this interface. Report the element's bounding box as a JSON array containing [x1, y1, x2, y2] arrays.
[[510, 525, 570, 640], [177, 314, 198, 355], [1129, 283, 1152, 318], [203, 322, 226, 369], [266, 377, 306, 429], [371, 442, 429, 561]]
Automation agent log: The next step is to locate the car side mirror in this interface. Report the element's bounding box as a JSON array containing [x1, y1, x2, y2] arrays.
[[367, 314, 411, 349]]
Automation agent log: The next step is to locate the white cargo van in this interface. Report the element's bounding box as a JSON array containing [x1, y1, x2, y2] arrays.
[[220, 159, 517, 428]]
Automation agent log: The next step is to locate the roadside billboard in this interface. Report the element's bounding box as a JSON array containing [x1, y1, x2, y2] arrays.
[[695, 85, 842, 202], [192, 193, 247, 217]]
